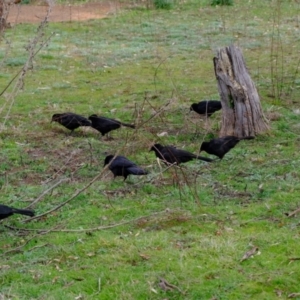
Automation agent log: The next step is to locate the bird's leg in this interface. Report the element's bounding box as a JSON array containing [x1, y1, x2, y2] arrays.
[[105, 133, 114, 141], [101, 134, 110, 141], [107, 134, 114, 141]]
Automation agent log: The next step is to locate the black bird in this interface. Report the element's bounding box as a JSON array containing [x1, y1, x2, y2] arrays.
[[89, 114, 135, 138], [51, 112, 91, 134], [0, 204, 35, 220], [104, 155, 148, 181], [200, 136, 255, 159], [190, 100, 222, 117], [150, 143, 213, 165]]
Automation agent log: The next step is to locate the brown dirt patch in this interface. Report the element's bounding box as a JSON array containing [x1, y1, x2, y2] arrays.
[[7, 1, 120, 25]]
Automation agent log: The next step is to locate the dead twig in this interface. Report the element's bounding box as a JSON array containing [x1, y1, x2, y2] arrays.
[[88, 141, 93, 167], [288, 257, 300, 265], [22, 160, 114, 223], [98, 277, 101, 293], [0, 228, 53, 256], [288, 293, 300, 298], [27, 243, 49, 253], [43, 154, 75, 184], [158, 277, 185, 294], [26, 178, 70, 209], [1, 3, 55, 131], [137, 98, 171, 129], [285, 207, 300, 218], [133, 161, 178, 187], [5, 209, 170, 233], [240, 246, 259, 262]]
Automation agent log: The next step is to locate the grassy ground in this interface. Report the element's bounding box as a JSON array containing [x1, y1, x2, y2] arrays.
[[1, 0, 300, 299]]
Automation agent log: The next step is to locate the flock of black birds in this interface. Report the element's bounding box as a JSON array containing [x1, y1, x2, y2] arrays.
[[0, 100, 254, 221], [50, 100, 254, 180], [51, 112, 135, 137]]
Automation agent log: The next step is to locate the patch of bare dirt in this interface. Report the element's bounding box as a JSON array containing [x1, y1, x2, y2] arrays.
[[7, 1, 120, 25]]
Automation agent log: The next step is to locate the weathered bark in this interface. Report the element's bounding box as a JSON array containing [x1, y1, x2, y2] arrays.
[[0, 0, 4, 30], [0, 0, 19, 32], [0, 0, 10, 32], [213, 44, 269, 137]]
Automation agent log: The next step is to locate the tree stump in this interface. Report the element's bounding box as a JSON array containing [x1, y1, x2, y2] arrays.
[[0, 0, 11, 32], [213, 44, 269, 137], [0, 0, 4, 31]]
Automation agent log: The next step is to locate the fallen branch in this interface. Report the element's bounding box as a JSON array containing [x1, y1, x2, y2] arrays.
[[22, 161, 114, 223], [26, 178, 70, 209], [0, 228, 53, 256], [7, 209, 170, 233]]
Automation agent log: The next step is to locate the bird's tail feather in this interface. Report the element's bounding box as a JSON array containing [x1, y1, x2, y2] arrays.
[[128, 167, 148, 175], [12, 208, 35, 217], [81, 122, 92, 127], [121, 122, 135, 129], [196, 156, 213, 162]]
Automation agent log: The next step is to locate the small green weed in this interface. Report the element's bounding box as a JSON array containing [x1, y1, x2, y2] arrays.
[[5, 57, 27, 66], [211, 0, 233, 6], [153, 0, 174, 9]]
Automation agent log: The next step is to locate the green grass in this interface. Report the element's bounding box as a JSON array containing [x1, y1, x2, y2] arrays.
[[1, 0, 300, 298]]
